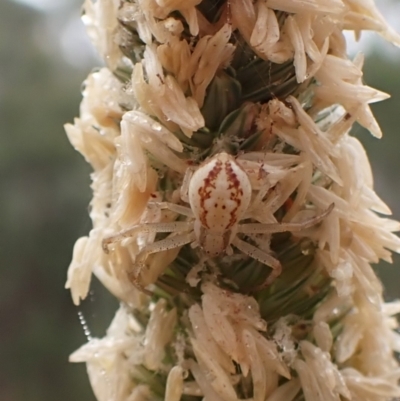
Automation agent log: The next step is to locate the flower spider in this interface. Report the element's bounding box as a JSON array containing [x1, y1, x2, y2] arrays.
[[102, 152, 334, 288]]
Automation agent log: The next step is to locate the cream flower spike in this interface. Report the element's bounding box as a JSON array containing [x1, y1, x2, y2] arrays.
[[66, 1, 400, 400]]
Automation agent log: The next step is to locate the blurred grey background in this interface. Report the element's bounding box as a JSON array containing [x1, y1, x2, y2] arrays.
[[0, 1, 399, 400]]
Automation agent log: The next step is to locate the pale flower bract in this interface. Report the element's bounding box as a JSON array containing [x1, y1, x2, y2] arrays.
[[65, 1, 400, 401]]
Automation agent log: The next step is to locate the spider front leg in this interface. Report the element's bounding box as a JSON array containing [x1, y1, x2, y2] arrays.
[[134, 231, 197, 260], [102, 221, 193, 253], [102, 203, 196, 294], [238, 203, 334, 235]]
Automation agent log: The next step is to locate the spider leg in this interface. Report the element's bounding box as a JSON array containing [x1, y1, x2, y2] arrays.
[[180, 166, 196, 203], [127, 231, 197, 295], [102, 221, 193, 253], [136, 231, 197, 260], [238, 203, 334, 234], [127, 268, 154, 296], [149, 201, 194, 217], [232, 236, 282, 287]]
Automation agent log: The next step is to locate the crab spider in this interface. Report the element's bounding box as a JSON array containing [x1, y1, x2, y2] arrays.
[[102, 152, 334, 288]]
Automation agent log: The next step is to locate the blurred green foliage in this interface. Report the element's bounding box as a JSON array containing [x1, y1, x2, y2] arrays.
[[0, 1, 399, 401], [356, 55, 400, 298], [0, 1, 114, 400]]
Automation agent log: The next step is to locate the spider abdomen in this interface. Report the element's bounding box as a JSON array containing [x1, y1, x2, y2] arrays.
[[188, 152, 252, 255]]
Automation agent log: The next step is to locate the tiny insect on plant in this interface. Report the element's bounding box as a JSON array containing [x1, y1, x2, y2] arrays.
[[102, 152, 334, 289]]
